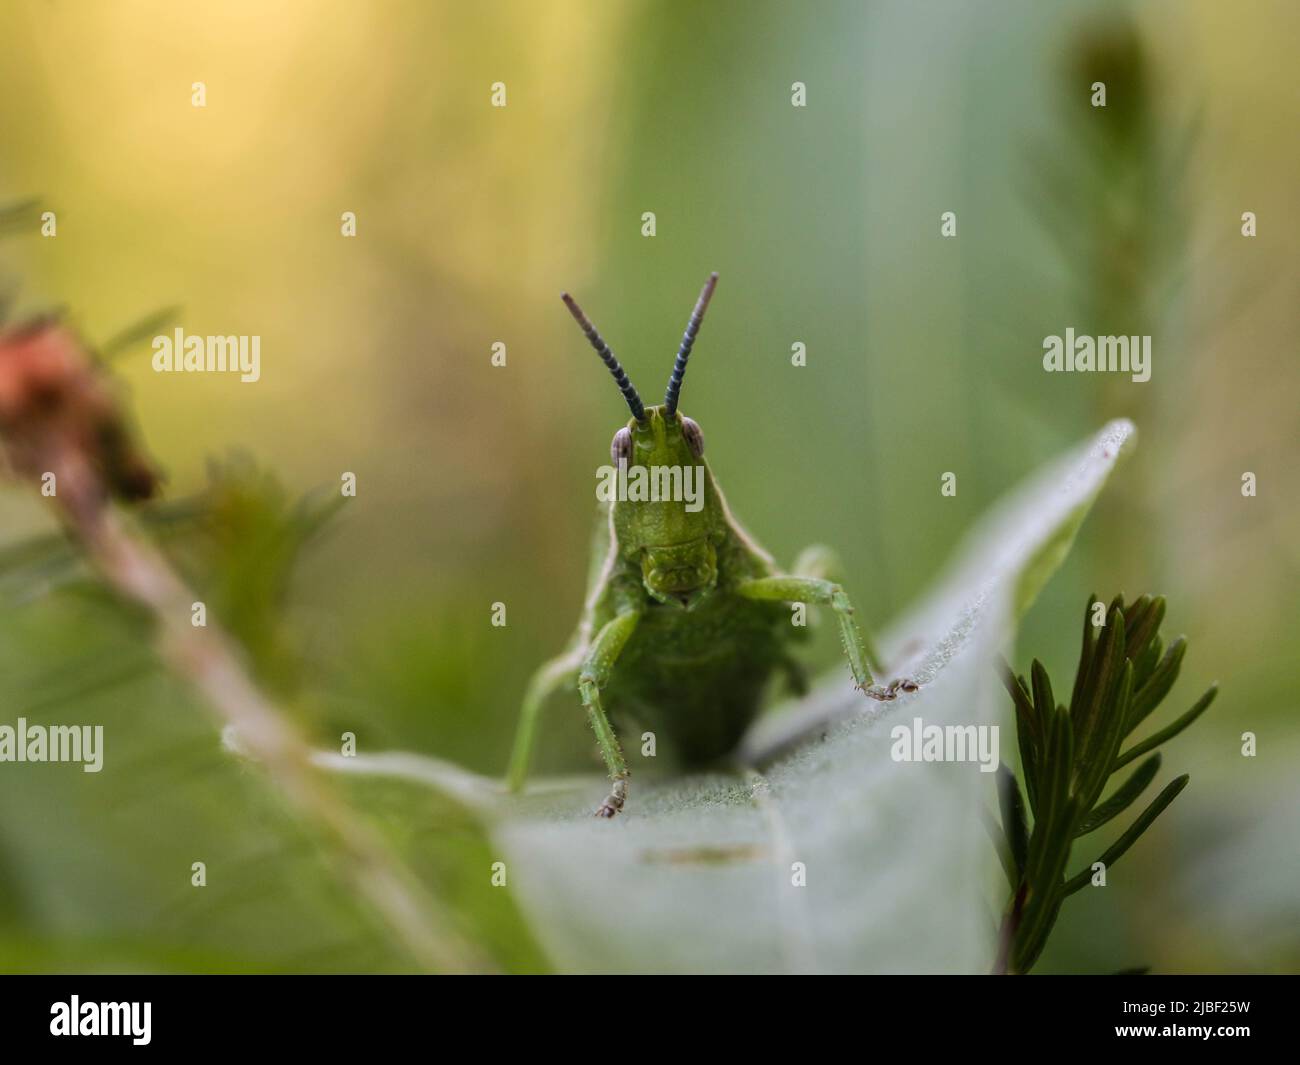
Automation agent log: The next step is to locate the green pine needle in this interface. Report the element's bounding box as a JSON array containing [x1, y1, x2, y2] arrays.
[[994, 593, 1215, 974]]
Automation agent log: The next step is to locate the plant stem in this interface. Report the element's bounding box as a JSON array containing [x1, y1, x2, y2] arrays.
[[73, 502, 492, 974]]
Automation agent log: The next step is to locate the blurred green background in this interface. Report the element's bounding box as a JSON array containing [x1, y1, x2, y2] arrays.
[[0, 0, 1295, 973]]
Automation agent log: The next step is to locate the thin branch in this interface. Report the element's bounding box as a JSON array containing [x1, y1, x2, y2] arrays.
[[74, 502, 493, 974]]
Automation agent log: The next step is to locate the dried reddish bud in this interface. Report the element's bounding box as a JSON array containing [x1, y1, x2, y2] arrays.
[[0, 321, 159, 516]]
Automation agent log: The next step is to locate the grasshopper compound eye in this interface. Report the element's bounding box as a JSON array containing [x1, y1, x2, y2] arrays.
[[681, 416, 704, 458], [611, 426, 633, 466]]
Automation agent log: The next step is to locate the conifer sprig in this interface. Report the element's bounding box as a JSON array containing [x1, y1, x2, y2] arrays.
[[994, 594, 1216, 974]]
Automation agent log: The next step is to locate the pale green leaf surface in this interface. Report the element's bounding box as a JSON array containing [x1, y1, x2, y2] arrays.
[[462, 420, 1135, 973], [329, 420, 1135, 971]]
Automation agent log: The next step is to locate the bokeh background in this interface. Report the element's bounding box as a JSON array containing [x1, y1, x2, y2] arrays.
[[0, 0, 1295, 973]]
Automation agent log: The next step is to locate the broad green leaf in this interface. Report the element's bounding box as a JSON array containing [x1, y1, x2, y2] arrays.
[[302, 420, 1134, 972], [342, 420, 1134, 973]]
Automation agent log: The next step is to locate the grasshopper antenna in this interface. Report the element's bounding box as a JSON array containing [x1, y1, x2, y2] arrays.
[[664, 271, 718, 417], [561, 291, 646, 422]]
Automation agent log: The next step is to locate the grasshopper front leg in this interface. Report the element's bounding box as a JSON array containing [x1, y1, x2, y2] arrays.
[[735, 574, 913, 700], [788, 544, 886, 675], [579, 610, 640, 817]]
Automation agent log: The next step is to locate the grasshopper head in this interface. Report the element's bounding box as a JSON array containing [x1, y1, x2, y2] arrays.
[[562, 273, 721, 611], [618, 406, 717, 609]]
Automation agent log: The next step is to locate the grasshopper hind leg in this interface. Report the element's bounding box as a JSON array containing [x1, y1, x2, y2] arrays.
[[506, 648, 584, 792]]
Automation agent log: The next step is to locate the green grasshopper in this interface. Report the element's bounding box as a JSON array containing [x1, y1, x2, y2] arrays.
[[506, 273, 915, 817]]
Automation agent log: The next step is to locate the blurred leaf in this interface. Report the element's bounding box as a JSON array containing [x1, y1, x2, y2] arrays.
[[0, 198, 40, 239], [98, 306, 181, 362]]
